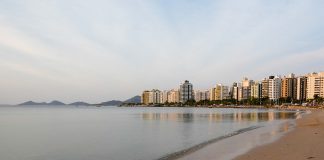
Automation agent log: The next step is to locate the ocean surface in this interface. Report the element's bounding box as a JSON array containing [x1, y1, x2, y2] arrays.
[[0, 106, 300, 160]]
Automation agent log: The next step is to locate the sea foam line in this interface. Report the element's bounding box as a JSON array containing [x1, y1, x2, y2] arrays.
[[157, 126, 262, 160]]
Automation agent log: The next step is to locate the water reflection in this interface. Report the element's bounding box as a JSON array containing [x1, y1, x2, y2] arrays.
[[141, 111, 298, 122]]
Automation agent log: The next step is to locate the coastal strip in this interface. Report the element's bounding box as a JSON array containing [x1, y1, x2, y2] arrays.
[[157, 126, 262, 160], [234, 109, 324, 160]]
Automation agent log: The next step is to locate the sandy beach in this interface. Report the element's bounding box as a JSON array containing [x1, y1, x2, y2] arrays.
[[235, 109, 324, 160]]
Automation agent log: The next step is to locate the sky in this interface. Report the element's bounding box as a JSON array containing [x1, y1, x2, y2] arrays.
[[0, 0, 324, 104]]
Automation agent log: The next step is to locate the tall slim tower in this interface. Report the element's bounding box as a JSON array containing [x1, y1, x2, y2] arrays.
[[179, 80, 194, 103]]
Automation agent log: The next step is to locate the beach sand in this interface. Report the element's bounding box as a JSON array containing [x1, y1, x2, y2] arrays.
[[234, 109, 324, 160]]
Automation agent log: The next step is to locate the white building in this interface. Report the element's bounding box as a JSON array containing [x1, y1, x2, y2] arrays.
[[194, 90, 209, 102], [268, 76, 281, 101], [148, 89, 162, 104], [306, 72, 324, 99]]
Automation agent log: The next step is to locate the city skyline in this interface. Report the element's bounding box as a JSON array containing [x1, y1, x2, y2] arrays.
[[1, 0, 324, 104]]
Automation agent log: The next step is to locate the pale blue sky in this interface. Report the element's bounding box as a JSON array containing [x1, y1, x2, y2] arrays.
[[1, 0, 324, 104]]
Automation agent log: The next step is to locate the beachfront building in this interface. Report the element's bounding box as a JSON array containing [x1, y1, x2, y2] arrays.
[[297, 76, 307, 101], [251, 81, 262, 99], [141, 89, 162, 104], [179, 80, 194, 103], [149, 89, 162, 104], [241, 77, 253, 100], [268, 76, 282, 101], [160, 90, 169, 103], [167, 89, 180, 103], [261, 78, 269, 98], [194, 90, 209, 102], [281, 73, 297, 101], [306, 72, 324, 99], [141, 90, 150, 105], [210, 84, 230, 101]]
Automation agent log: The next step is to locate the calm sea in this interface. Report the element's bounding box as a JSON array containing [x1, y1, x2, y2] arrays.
[[0, 106, 299, 160]]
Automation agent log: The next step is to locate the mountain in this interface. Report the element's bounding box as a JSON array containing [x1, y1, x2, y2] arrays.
[[19, 101, 47, 105], [100, 100, 123, 106], [124, 95, 141, 103], [19, 100, 65, 106], [48, 100, 65, 105], [69, 102, 90, 106]]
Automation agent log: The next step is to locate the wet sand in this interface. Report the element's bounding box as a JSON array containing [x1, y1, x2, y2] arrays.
[[235, 109, 324, 160]]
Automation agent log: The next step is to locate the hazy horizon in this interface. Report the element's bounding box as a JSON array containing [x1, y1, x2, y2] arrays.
[[1, 0, 324, 104]]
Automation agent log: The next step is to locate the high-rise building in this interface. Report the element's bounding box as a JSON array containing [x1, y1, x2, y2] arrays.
[[261, 78, 269, 98], [161, 90, 169, 103], [231, 82, 238, 100], [251, 81, 262, 98], [281, 73, 297, 101], [268, 76, 282, 101], [167, 89, 180, 103], [242, 77, 253, 100], [148, 89, 161, 104], [210, 84, 230, 100], [297, 76, 307, 101], [179, 80, 194, 103], [194, 90, 209, 102], [141, 90, 150, 105], [306, 72, 324, 99]]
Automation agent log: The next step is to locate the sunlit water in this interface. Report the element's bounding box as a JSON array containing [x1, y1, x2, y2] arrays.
[[0, 106, 299, 160]]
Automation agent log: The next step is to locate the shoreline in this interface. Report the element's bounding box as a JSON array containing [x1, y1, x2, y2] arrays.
[[234, 109, 324, 160]]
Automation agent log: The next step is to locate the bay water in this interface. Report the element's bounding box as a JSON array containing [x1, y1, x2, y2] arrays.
[[0, 106, 299, 160]]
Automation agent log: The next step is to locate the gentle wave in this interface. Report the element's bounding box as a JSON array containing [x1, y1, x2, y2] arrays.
[[157, 126, 262, 160]]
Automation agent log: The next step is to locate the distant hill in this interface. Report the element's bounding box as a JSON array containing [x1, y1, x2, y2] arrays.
[[19, 101, 47, 105], [124, 95, 141, 103], [100, 100, 123, 106], [19, 100, 65, 106], [48, 100, 65, 105], [69, 102, 90, 106]]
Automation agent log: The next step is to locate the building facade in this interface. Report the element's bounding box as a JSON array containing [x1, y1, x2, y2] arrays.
[[179, 80, 194, 103], [167, 89, 180, 103], [268, 76, 282, 101], [281, 73, 297, 101], [307, 72, 324, 99], [251, 81, 262, 98], [297, 76, 307, 101]]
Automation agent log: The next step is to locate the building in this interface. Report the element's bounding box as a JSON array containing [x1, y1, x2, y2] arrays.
[[160, 90, 169, 103], [179, 80, 194, 103], [241, 77, 253, 100], [281, 73, 297, 101], [261, 78, 269, 98], [210, 84, 230, 100], [251, 81, 262, 99], [167, 89, 180, 103], [306, 72, 324, 99], [141, 89, 162, 104], [149, 89, 162, 104], [268, 76, 282, 101], [194, 90, 209, 102], [141, 90, 150, 105], [297, 76, 307, 101]]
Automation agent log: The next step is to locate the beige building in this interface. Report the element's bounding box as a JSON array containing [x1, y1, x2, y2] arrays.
[[210, 84, 229, 100], [141, 90, 150, 105], [261, 78, 269, 98], [281, 74, 297, 100], [141, 89, 161, 104], [167, 89, 180, 103], [194, 90, 209, 102], [251, 81, 262, 98], [306, 72, 324, 99]]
